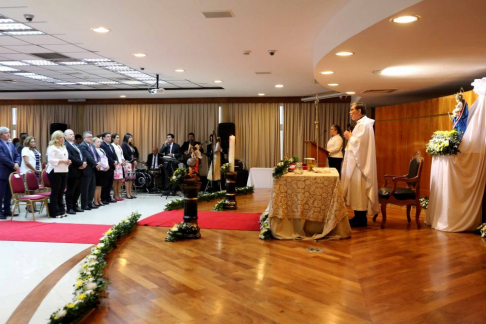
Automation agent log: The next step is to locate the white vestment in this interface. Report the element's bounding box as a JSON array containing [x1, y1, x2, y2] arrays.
[[341, 116, 380, 215]]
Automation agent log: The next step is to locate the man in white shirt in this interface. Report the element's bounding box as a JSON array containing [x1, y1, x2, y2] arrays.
[[342, 103, 379, 227]]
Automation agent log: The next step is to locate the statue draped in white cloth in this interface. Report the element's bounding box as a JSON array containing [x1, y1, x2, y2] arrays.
[[342, 103, 380, 227]]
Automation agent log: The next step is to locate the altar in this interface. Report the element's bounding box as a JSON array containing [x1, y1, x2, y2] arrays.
[[268, 168, 351, 240]]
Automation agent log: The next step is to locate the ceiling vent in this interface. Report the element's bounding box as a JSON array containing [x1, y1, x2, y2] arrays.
[[30, 53, 73, 60], [362, 89, 397, 94], [202, 11, 234, 18], [255, 72, 271, 75]]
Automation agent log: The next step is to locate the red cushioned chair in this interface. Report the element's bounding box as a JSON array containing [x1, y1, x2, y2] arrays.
[[41, 169, 51, 189], [9, 172, 50, 221], [25, 171, 51, 214]]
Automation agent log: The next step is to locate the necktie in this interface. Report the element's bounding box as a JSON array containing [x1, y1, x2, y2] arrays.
[[71, 141, 83, 160], [7, 142, 13, 160], [90, 145, 98, 162], [170, 144, 172, 154]]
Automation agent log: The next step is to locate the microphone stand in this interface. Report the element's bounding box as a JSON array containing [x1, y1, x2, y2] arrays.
[[314, 94, 320, 169]]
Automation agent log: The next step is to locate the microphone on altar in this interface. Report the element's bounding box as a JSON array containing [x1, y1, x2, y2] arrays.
[[315, 129, 327, 142]]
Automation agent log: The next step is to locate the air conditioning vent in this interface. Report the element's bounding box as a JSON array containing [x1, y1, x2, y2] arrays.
[[255, 72, 271, 75], [202, 11, 234, 18], [30, 53, 73, 60], [362, 89, 397, 94]]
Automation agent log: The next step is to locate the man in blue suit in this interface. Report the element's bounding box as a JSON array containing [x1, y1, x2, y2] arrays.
[[0, 126, 21, 219]]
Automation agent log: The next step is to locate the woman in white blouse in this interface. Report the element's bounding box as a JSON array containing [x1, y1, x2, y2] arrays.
[[47, 131, 71, 217], [93, 137, 110, 206], [111, 133, 125, 201], [326, 124, 344, 177], [20, 136, 42, 176]]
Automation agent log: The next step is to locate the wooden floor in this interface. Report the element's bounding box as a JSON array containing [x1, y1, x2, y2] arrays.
[[85, 189, 486, 324]]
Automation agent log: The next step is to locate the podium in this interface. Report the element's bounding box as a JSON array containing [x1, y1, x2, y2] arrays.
[[304, 141, 329, 167]]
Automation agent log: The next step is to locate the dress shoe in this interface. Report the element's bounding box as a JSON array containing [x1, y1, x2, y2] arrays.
[[74, 208, 84, 213], [89, 205, 99, 209], [115, 198, 124, 201], [350, 217, 367, 228], [101, 201, 110, 205], [131, 195, 137, 199], [83, 206, 92, 211], [162, 191, 170, 196], [67, 209, 76, 215], [0, 215, 7, 220], [109, 199, 117, 203]]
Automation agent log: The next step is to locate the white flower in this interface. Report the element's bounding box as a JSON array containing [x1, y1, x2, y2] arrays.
[[278, 162, 283, 167], [55, 309, 67, 318], [97, 243, 105, 248], [85, 289, 93, 295], [86, 282, 97, 290]]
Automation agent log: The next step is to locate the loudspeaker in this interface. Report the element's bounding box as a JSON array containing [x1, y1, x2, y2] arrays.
[[50, 123, 68, 135], [218, 122, 235, 153]]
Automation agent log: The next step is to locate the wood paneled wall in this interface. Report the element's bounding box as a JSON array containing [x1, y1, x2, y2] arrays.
[[375, 90, 479, 196]]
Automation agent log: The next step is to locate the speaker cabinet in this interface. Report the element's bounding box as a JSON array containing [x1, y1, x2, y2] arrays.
[[50, 123, 68, 135], [218, 122, 235, 153]]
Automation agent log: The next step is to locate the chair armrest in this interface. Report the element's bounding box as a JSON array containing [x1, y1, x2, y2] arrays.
[[392, 176, 418, 184]]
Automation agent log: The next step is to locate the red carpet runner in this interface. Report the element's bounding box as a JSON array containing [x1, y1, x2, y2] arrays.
[[138, 210, 261, 231], [0, 221, 111, 244]]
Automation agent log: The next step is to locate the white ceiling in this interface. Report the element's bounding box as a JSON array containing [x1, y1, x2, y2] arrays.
[[0, 0, 350, 99], [314, 0, 486, 106], [0, 0, 484, 106]]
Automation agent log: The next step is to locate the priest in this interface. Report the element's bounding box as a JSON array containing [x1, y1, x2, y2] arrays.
[[342, 102, 379, 227]]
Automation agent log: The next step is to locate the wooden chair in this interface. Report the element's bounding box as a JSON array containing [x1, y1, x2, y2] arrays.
[[9, 172, 50, 221], [374, 154, 424, 229]]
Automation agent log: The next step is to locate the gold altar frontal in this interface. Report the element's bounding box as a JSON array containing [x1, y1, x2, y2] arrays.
[[269, 168, 351, 240]]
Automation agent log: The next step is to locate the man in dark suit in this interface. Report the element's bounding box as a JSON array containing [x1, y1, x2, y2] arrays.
[[100, 132, 118, 204], [64, 129, 87, 215], [160, 133, 181, 195], [79, 131, 101, 210], [0, 127, 21, 219]]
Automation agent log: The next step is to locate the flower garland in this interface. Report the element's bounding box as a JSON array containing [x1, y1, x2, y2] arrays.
[[272, 156, 298, 179], [214, 199, 225, 211], [426, 130, 461, 156], [163, 186, 254, 211], [220, 163, 231, 175], [477, 223, 486, 238], [259, 211, 272, 240], [48, 212, 141, 324], [166, 222, 200, 242], [419, 197, 429, 210], [170, 167, 188, 186]]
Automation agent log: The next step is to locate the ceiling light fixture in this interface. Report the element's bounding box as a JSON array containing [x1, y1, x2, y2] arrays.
[[345, 91, 356, 95], [3, 31, 44, 36], [175, 69, 184, 72], [327, 83, 339, 86], [59, 61, 88, 65], [258, 93, 265, 96], [56, 82, 76, 85], [133, 53, 147, 58], [0, 66, 19, 72], [214, 80, 223, 83], [120, 95, 126, 98], [335, 51, 354, 56], [0, 23, 32, 30], [381, 66, 419, 76], [91, 26, 110, 33], [391, 15, 420, 24], [0, 61, 29, 66], [275, 84, 284, 88], [78, 82, 99, 85], [22, 60, 58, 66], [320, 71, 334, 75]]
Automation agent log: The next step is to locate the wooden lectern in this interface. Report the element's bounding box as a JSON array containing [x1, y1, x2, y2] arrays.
[[304, 141, 329, 167]]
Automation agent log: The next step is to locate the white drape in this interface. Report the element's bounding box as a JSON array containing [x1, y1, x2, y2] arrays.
[[426, 78, 486, 231]]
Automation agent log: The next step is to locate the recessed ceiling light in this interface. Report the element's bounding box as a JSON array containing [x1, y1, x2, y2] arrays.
[[133, 53, 147, 58], [56, 82, 76, 85], [120, 95, 126, 98], [258, 93, 265, 96], [82, 58, 112, 62], [275, 84, 284, 88], [320, 71, 334, 75], [91, 26, 110, 33], [327, 83, 339, 86], [391, 15, 420, 24], [0, 23, 32, 30], [3, 31, 44, 36], [175, 69, 184, 72], [22, 60, 58, 66], [335, 51, 354, 56], [0, 66, 19, 72], [381, 66, 419, 76], [78, 81, 99, 85], [0, 61, 28, 66], [345, 91, 356, 95], [59, 61, 87, 65], [214, 80, 223, 83]]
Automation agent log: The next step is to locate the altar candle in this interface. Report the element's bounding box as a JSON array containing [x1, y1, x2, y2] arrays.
[[229, 135, 235, 172]]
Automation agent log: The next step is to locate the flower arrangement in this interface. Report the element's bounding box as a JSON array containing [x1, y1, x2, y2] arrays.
[[166, 222, 201, 242], [221, 163, 231, 175], [272, 156, 299, 179], [426, 130, 461, 156], [476, 223, 486, 238], [214, 199, 225, 211], [419, 197, 429, 209], [163, 186, 254, 211], [259, 211, 272, 240], [170, 167, 188, 186], [49, 212, 141, 324]]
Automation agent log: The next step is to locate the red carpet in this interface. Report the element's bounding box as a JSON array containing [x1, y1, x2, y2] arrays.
[[138, 210, 261, 231], [0, 221, 112, 244]]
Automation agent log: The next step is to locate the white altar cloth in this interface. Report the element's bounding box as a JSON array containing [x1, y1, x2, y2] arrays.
[[247, 168, 274, 188]]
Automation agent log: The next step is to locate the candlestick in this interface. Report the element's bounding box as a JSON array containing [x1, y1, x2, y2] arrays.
[[229, 135, 235, 172]]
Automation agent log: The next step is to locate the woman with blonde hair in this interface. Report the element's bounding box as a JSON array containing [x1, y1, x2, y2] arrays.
[[46, 130, 71, 217]]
